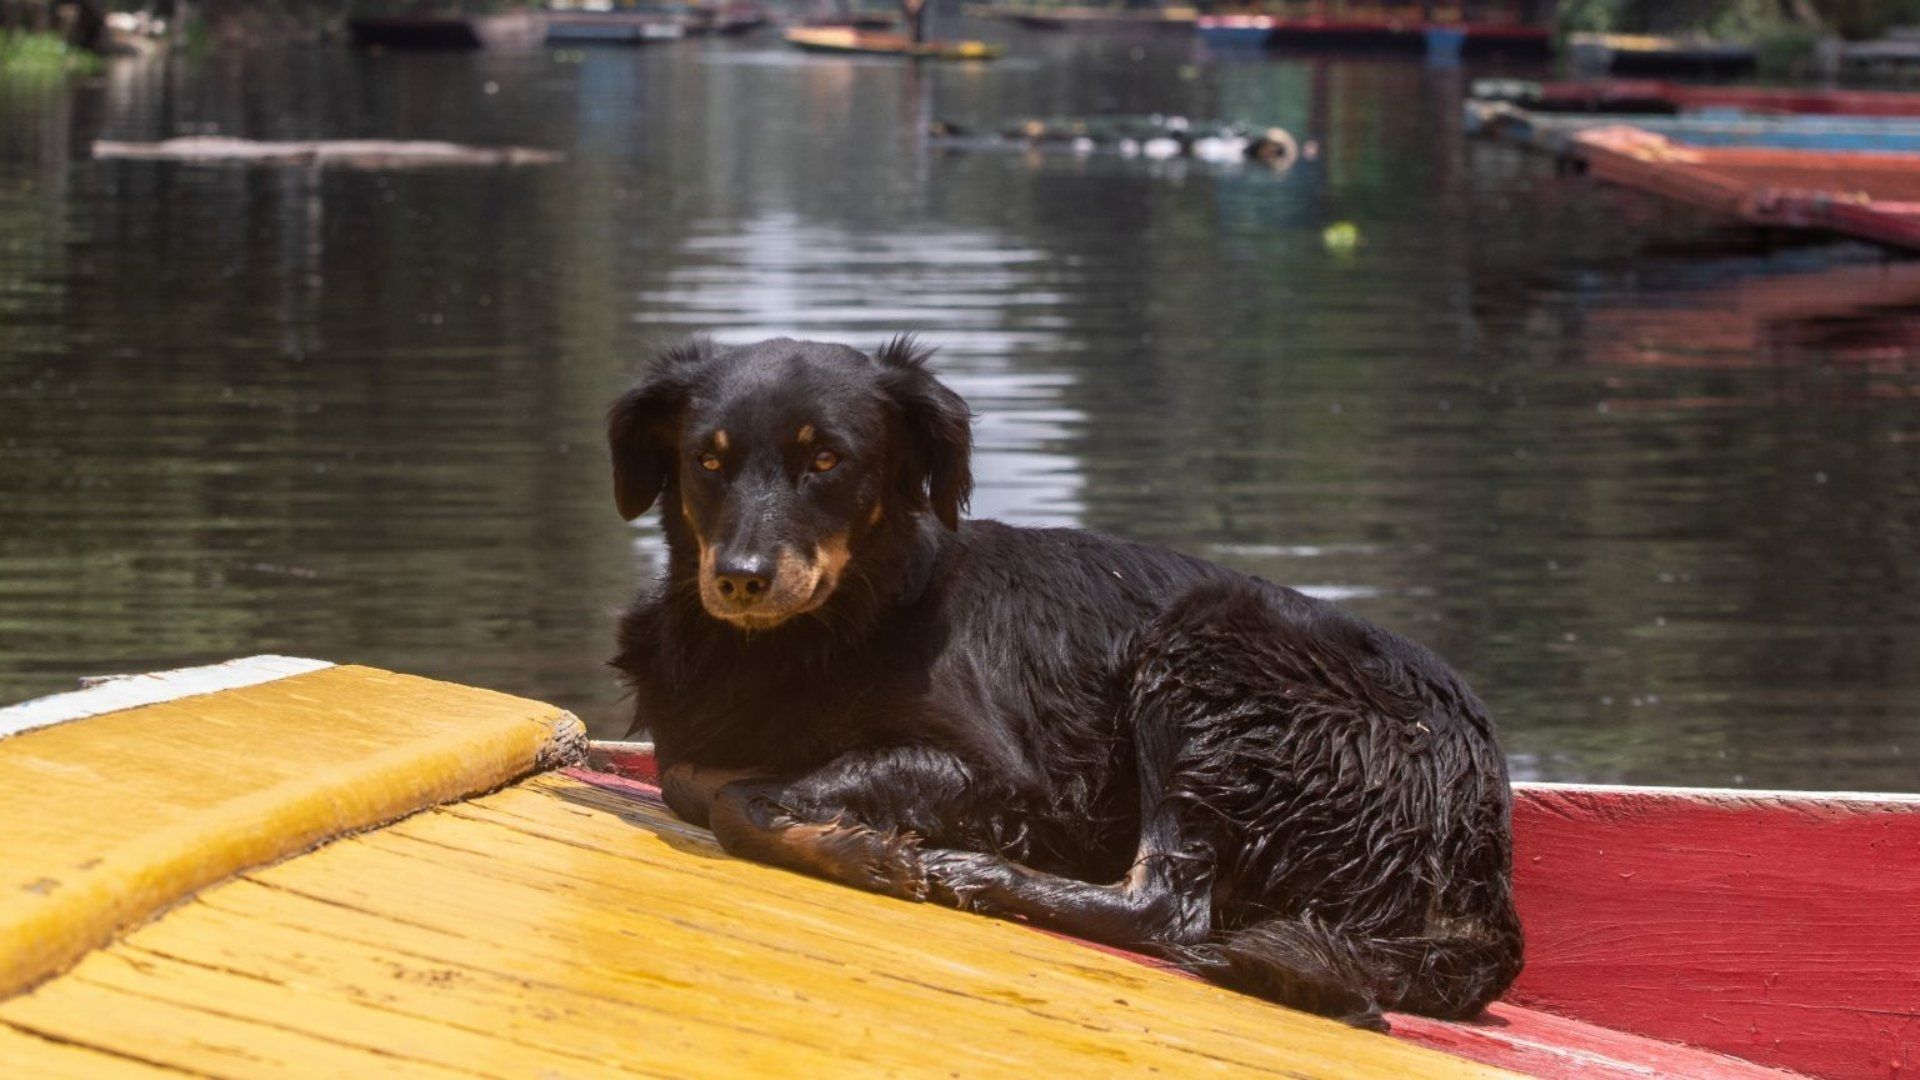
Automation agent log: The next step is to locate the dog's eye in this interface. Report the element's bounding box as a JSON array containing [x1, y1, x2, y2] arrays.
[[811, 450, 840, 473], [697, 452, 722, 473]]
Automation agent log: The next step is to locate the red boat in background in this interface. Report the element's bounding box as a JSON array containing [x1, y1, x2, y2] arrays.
[[591, 741, 1920, 1080], [1197, 0, 1549, 58], [1572, 126, 1920, 252]]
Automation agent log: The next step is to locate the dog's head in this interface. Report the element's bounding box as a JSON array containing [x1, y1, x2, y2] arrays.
[[608, 336, 972, 630]]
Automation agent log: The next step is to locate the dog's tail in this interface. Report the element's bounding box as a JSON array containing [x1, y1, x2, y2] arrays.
[[1169, 914, 1522, 1032]]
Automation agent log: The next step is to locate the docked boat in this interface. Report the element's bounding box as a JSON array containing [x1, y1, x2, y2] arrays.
[[1, 656, 1913, 1077], [1568, 126, 1920, 252], [960, 3, 1199, 31], [346, 15, 483, 49], [1565, 32, 1757, 77], [782, 26, 1004, 59], [704, 3, 770, 35], [546, 12, 686, 45], [799, 12, 900, 30], [1484, 78, 1920, 119], [1197, 13, 1548, 59], [1466, 100, 1920, 156]]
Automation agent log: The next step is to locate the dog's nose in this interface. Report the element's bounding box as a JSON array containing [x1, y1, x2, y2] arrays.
[[713, 556, 771, 607]]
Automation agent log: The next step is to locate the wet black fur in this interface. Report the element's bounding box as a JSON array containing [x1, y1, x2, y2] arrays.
[[610, 336, 1523, 1029]]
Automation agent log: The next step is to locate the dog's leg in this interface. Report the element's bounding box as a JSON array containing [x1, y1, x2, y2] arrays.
[[705, 746, 987, 904], [918, 838, 1213, 949], [920, 696, 1215, 949], [659, 763, 770, 828]]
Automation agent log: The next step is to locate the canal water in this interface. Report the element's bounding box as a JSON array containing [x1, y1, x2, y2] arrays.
[[2, 30, 1916, 788]]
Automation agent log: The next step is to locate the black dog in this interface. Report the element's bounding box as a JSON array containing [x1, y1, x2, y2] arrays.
[[609, 336, 1523, 1029]]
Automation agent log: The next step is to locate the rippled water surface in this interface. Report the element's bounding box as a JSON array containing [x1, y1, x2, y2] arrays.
[[3, 33, 1917, 788]]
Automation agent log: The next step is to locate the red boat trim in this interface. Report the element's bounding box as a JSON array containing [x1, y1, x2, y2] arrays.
[[1508, 781, 1920, 1080]]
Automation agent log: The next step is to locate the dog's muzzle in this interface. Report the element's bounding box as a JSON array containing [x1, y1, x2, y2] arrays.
[[698, 538, 850, 629]]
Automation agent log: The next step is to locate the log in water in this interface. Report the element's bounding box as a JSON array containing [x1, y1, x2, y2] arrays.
[[92, 137, 563, 168]]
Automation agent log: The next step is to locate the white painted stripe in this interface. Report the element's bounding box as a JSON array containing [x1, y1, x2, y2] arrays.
[[1516, 779, 1920, 806], [0, 656, 336, 742]]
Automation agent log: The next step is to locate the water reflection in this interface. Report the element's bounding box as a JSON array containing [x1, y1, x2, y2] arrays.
[[1, 37, 1915, 789]]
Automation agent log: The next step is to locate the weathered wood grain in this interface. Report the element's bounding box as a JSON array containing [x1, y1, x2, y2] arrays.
[[1, 769, 1517, 1078], [1508, 782, 1920, 1080], [0, 664, 583, 998]]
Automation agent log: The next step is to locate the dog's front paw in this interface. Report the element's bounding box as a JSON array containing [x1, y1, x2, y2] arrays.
[[820, 819, 929, 902], [865, 829, 931, 902], [919, 849, 1009, 914]]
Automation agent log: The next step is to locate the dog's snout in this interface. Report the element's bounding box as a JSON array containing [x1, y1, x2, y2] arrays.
[[713, 555, 772, 607]]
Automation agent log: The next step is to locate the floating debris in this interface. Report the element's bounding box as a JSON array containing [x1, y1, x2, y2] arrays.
[[931, 115, 1307, 168], [91, 137, 563, 169], [1322, 221, 1361, 252]]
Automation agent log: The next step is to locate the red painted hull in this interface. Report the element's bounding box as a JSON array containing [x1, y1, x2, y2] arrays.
[[581, 743, 1919, 1078], [1573, 126, 1920, 252]]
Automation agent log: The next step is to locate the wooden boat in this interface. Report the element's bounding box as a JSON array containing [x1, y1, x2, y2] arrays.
[[1568, 126, 1920, 253], [1495, 78, 1920, 119], [545, 12, 687, 45], [800, 12, 900, 30], [782, 26, 1004, 59], [960, 4, 1200, 31], [707, 4, 771, 36], [1466, 101, 1920, 156], [1566, 32, 1757, 77], [2, 657, 1914, 1077], [1197, 13, 1548, 58], [346, 15, 483, 50]]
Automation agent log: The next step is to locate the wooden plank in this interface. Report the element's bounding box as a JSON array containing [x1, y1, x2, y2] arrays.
[[0, 1022, 183, 1079], [1, 772, 1520, 1079], [0, 665, 584, 999], [1508, 783, 1920, 1080], [2, 976, 476, 1079], [571, 758, 1813, 1080]]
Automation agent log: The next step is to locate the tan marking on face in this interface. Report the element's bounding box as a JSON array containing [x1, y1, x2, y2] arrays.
[[814, 531, 852, 583], [681, 503, 705, 544], [867, 499, 885, 527], [796, 424, 816, 445], [698, 532, 854, 630], [713, 430, 729, 453]]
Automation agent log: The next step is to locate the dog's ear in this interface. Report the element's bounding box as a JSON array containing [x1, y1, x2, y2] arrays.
[[876, 335, 973, 530], [608, 340, 710, 521]]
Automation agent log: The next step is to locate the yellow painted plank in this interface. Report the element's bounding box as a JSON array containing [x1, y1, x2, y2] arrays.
[[0, 1021, 183, 1079], [1, 974, 475, 1079], [0, 665, 583, 998], [2, 771, 1519, 1078]]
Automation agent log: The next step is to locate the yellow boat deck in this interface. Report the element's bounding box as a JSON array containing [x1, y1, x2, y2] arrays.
[[0, 659, 1513, 1078]]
